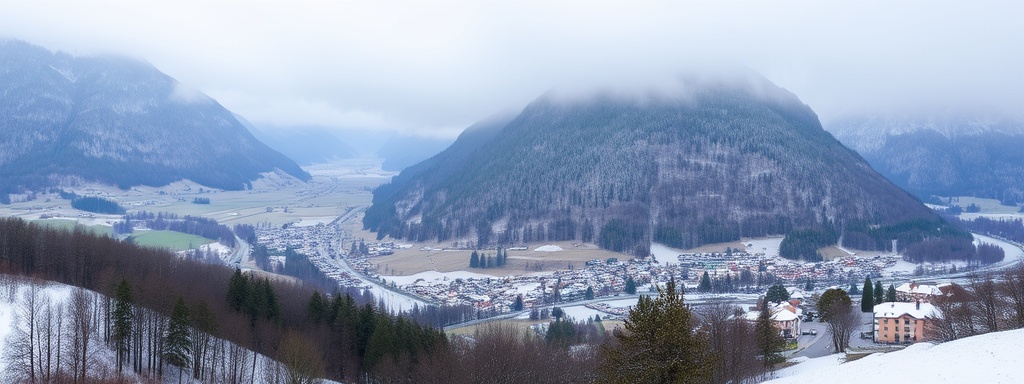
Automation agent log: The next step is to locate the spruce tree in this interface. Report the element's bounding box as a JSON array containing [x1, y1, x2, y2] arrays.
[[755, 299, 784, 368], [598, 278, 713, 382], [886, 284, 897, 303], [112, 279, 133, 375], [226, 269, 248, 311], [470, 251, 479, 268], [765, 284, 790, 304], [585, 286, 595, 300], [625, 276, 637, 294], [874, 280, 884, 304], [698, 271, 712, 292], [165, 296, 192, 383], [861, 277, 874, 312]]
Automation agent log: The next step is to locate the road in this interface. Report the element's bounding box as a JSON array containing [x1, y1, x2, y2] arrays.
[[229, 235, 249, 265]]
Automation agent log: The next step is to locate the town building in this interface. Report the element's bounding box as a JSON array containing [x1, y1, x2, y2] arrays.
[[873, 301, 936, 343]]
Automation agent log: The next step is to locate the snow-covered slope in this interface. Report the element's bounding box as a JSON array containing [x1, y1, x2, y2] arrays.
[[767, 328, 1024, 383]]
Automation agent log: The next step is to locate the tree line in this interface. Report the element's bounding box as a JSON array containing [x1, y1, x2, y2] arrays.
[[929, 267, 1024, 342]]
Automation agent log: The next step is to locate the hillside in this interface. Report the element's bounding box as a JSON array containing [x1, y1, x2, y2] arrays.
[[364, 74, 941, 255], [827, 114, 1024, 203], [0, 40, 309, 197], [767, 328, 1024, 383]]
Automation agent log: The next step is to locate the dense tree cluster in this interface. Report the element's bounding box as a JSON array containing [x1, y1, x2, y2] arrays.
[[903, 238, 1004, 265], [68, 195, 126, 215], [779, 227, 835, 261], [191, 197, 211, 205], [947, 216, 1024, 244]]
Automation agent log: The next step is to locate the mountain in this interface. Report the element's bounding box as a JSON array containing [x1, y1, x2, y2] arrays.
[[826, 113, 1024, 204], [364, 74, 941, 255], [0, 40, 309, 196]]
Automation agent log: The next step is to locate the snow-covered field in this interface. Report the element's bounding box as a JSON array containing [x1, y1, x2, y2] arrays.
[[767, 328, 1024, 383], [650, 243, 684, 261], [743, 237, 785, 258], [381, 270, 497, 286], [533, 245, 563, 252]]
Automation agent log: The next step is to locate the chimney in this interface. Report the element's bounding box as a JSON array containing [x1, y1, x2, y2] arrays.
[[916, 300, 920, 310]]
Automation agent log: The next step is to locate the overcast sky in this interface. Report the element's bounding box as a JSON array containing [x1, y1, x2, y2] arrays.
[[1, 1, 1021, 138]]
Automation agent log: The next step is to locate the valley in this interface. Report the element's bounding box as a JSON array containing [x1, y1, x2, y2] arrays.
[[5, 158, 1020, 332]]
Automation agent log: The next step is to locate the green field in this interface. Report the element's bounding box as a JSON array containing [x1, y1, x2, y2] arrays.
[[32, 219, 115, 237], [129, 230, 215, 251]]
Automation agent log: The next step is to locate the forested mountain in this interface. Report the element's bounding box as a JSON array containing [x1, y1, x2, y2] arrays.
[[365, 74, 941, 255], [0, 40, 309, 197], [827, 113, 1024, 203]]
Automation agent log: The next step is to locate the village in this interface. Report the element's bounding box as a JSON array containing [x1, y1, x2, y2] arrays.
[[251, 218, 921, 323]]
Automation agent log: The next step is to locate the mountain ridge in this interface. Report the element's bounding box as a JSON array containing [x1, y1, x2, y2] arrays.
[[0, 39, 309, 197], [365, 75, 939, 255], [826, 113, 1024, 202]]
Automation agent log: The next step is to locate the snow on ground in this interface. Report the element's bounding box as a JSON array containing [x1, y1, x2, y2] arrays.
[[884, 258, 918, 274], [742, 237, 784, 258], [766, 328, 1024, 383], [381, 270, 498, 286], [559, 306, 605, 321], [650, 243, 684, 262], [533, 245, 563, 252], [198, 241, 231, 256], [0, 281, 85, 374]]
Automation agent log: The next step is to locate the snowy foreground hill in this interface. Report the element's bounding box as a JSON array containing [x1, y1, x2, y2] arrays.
[[767, 328, 1024, 383], [0, 277, 338, 384]]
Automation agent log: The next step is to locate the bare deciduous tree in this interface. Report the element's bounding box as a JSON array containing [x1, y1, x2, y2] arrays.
[[67, 286, 95, 384]]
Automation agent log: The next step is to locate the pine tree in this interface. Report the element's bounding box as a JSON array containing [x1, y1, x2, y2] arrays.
[[112, 279, 133, 375], [886, 284, 897, 303], [625, 276, 637, 295], [598, 278, 714, 383], [765, 284, 790, 304], [874, 280, 884, 304], [585, 286, 595, 300], [165, 296, 192, 384], [861, 277, 874, 313], [698, 271, 712, 292], [307, 292, 327, 323], [755, 300, 784, 368], [470, 251, 479, 268], [513, 294, 524, 311], [226, 269, 248, 311]]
